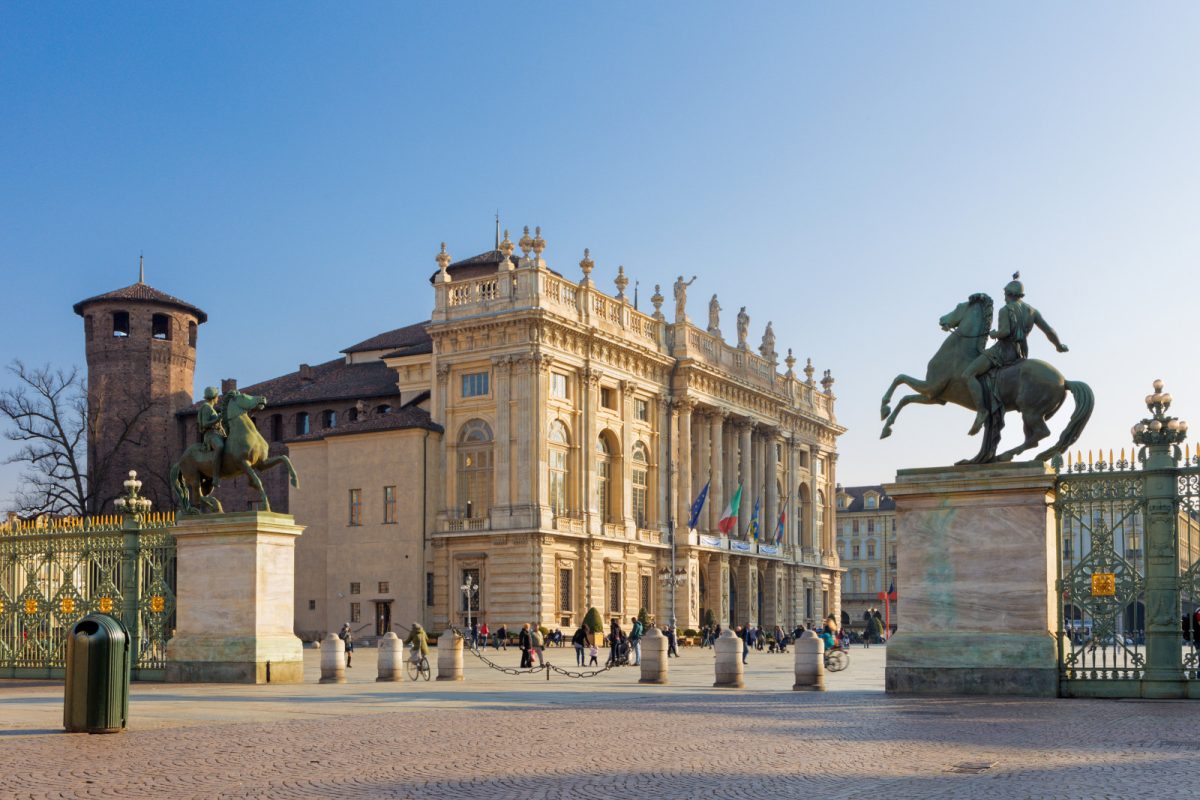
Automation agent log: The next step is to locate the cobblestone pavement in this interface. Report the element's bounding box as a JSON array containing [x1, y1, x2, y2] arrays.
[[2, 646, 1197, 799]]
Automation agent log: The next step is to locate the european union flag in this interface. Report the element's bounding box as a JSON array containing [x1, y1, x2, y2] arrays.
[[687, 480, 710, 530]]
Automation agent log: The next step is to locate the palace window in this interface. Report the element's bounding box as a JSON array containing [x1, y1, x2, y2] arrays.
[[851, 543, 860, 560], [548, 420, 570, 517], [350, 603, 361, 623], [640, 574, 652, 615], [457, 419, 493, 518], [308, 599, 316, 610], [461, 371, 489, 398], [426, 573, 434, 606], [631, 441, 650, 528], [608, 572, 622, 614], [852, 520, 860, 534], [348, 489, 362, 526], [865, 495, 877, 509], [383, 485, 396, 524], [378, 581, 390, 594], [867, 519, 875, 534], [296, 412, 310, 436], [600, 387, 616, 410], [867, 541, 876, 559], [152, 313, 171, 340], [635, 399, 649, 422], [597, 433, 618, 522], [551, 373, 568, 399], [559, 568, 573, 613], [112, 310, 130, 337], [461, 568, 481, 615], [815, 491, 825, 539], [350, 582, 361, 595]]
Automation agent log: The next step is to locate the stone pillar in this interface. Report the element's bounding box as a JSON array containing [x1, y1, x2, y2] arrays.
[[718, 556, 731, 625], [713, 628, 744, 687], [437, 628, 465, 681], [737, 422, 753, 536], [657, 396, 671, 532], [166, 512, 305, 684], [377, 632, 404, 682], [763, 562, 778, 629], [639, 626, 668, 684], [792, 629, 825, 691], [585, 368, 603, 530], [695, 409, 710, 529], [492, 355, 512, 513], [884, 463, 1058, 696], [765, 430, 778, 542], [621, 381, 637, 531], [676, 400, 693, 530], [435, 363, 451, 515], [709, 412, 724, 532], [319, 633, 346, 684], [733, 558, 751, 626], [514, 357, 534, 510]]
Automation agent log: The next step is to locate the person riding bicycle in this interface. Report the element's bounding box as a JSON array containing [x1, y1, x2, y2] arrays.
[[404, 622, 429, 664], [819, 621, 838, 653]]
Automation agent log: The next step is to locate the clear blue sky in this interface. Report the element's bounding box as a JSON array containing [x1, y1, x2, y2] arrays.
[[3, 3, 1200, 505]]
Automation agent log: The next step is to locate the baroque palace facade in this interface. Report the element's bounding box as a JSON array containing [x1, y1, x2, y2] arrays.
[[82, 229, 844, 639]]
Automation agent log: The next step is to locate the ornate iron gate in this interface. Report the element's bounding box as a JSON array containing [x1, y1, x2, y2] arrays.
[[1055, 382, 1200, 698], [0, 505, 176, 681]]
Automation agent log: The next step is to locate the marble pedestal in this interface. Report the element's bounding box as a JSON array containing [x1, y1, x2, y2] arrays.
[[884, 463, 1058, 697], [165, 512, 305, 684]]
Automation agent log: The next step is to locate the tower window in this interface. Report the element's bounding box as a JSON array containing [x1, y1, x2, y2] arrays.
[[295, 412, 310, 436], [270, 414, 283, 442], [321, 409, 337, 429], [188, 321, 197, 348], [85, 315, 94, 342], [112, 311, 130, 337], [152, 314, 171, 340]]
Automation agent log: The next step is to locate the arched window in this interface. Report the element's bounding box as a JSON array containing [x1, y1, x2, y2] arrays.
[[152, 313, 171, 340], [85, 315, 94, 342], [295, 412, 310, 436], [548, 420, 570, 517], [270, 414, 283, 442], [321, 409, 337, 429], [376, 404, 392, 415], [797, 483, 812, 550], [631, 440, 650, 528], [596, 432, 619, 523], [457, 419, 493, 519], [188, 321, 197, 348], [346, 406, 359, 423], [112, 310, 130, 337]]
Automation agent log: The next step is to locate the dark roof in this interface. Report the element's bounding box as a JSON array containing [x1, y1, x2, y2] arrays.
[[73, 281, 208, 323], [427, 249, 561, 284], [836, 485, 896, 513], [237, 357, 400, 407], [288, 405, 442, 442], [341, 321, 432, 355]]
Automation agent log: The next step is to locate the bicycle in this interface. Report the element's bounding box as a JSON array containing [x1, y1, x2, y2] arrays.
[[407, 647, 432, 681], [824, 646, 849, 673]]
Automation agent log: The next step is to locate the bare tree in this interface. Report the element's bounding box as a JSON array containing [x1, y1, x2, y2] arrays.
[[0, 360, 150, 516]]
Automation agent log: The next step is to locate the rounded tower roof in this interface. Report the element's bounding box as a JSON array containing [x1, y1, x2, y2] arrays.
[[73, 281, 207, 323]]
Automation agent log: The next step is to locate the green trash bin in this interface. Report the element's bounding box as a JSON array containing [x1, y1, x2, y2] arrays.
[[64, 613, 131, 733]]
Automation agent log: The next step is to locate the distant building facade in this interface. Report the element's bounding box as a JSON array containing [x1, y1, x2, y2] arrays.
[[835, 484, 896, 631]]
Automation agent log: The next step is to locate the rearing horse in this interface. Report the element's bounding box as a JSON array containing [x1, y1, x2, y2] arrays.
[[170, 390, 299, 513], [880, 293, 1094, 464]]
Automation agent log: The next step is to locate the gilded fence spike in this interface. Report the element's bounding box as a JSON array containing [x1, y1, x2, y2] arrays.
[[1109, 449, 1114, 465], [1088, 450, 1093, 465]]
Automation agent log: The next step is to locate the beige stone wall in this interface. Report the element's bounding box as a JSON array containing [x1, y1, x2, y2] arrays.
[[289, 427, 438, 641]]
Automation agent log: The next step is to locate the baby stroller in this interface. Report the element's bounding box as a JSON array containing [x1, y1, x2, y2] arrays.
[[768, 636, 790, 654], [607, 637, 632, 667]]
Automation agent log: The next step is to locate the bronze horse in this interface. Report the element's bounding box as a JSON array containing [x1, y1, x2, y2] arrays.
[[170, 389, 299, 513], [880, 293, 1093, 464]]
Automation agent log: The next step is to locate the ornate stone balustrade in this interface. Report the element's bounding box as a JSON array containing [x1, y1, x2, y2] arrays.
[[444, 517, 490, 532]]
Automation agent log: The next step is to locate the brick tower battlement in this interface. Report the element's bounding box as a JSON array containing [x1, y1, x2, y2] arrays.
[[73, 269, 206, 512]]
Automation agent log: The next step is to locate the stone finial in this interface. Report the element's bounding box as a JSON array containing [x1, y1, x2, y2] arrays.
[[436, 242, 452, 282], [804, 357, 815, 384], [651, 284, 665, 321], [821, 369, 835, 392], [499, 229, 515, 260], [785, 348, 796, 378], [532, 226, 546, 259], [615, 265, 629, 302], [579, 248, 594, 281], [518, 226, 533, 258]]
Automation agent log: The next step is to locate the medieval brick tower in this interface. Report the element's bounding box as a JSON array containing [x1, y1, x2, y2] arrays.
[[73, 261, 207, 513]]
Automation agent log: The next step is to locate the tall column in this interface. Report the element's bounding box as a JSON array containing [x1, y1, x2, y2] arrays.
[[676, 400, 693, 530], [513, 357, 533, 511], [765, 429, 778, 544], [533, 355, 551, 519], [492, 355, 512, 513], [737, 421, 753, 537], [695, 408, 710, 529], [657, 395, 671, 532], [435, 363, 451, 515], [620, 381, 637, 532], [825, 453, 838, 554], [709, 412, 725, 532], [753, 428, 765, 534], [723, 421, 736, 513], [584, 368, 602, 531], [785, 435, 797, 548]]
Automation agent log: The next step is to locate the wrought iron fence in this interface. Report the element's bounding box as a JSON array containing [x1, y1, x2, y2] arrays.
[[0, 510, 176, 680]]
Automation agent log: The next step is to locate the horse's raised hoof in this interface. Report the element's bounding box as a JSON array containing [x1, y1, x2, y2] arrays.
[[880, 405, 891, 421], [880, 427, 892, 440]]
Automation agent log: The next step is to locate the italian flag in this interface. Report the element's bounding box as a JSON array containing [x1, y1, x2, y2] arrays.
[[717, 483, 742, 535]]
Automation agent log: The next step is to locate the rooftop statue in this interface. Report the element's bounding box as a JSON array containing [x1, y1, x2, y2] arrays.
[[736, 306, 750, 349], [879, 274, 1093, 464], [673, 274, 697, 321], [170, 388, 299, 513], [707, 294, 722, 337], [760, 321, 776, 360]]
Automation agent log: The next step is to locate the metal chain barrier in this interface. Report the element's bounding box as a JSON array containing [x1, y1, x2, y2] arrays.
[[452, 626, 620, 680]]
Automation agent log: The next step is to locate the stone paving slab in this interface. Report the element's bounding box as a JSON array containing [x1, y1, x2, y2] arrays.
[[1, 645, 1196, 799]]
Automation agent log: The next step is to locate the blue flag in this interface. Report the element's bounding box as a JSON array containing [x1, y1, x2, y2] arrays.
[[747, 497, 761, 540], [687, 480, 710, 530]]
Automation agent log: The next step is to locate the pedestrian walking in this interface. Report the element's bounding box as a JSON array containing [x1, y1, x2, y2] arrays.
[[496, 624, 507, 650], [572, 624, 588, 666], [609, 618, 623, 666], [518, 623, 533, 668], [339, 622, 354, 668], [666, 624, 679, 658], [531, 625, 545, 666], [588, 643, 599, 666], [736, 625, 748, 665], [480, 621, 490, 650], [628, 615, 644, 666]]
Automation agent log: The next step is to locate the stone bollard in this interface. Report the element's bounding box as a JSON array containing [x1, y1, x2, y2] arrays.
[[319, 633, 346, 684], [713, 628, 744, 688], [792, 630, 826, 691], [436, 628, 464, 681], [639, 626, 668, 684], [376, 632, 405, 682]]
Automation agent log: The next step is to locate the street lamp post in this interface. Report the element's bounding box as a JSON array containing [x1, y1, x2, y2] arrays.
[[460, 576, 478, 646]]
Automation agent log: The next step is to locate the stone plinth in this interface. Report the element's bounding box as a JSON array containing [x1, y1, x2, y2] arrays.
[[436, 628, 464, 681], [376, 632, 404, 682], [792, 630, 825, 691], [320, 634, 346, 684], [884, 463, 1057, 697], [713, 628, 744, 688], [638, 627, 668, 684], [165, 512, 305, 684]]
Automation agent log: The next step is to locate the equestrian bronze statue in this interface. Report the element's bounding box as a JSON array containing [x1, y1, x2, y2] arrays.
[[170, 388, 299, 513], [880, 274, 1093, 464]]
